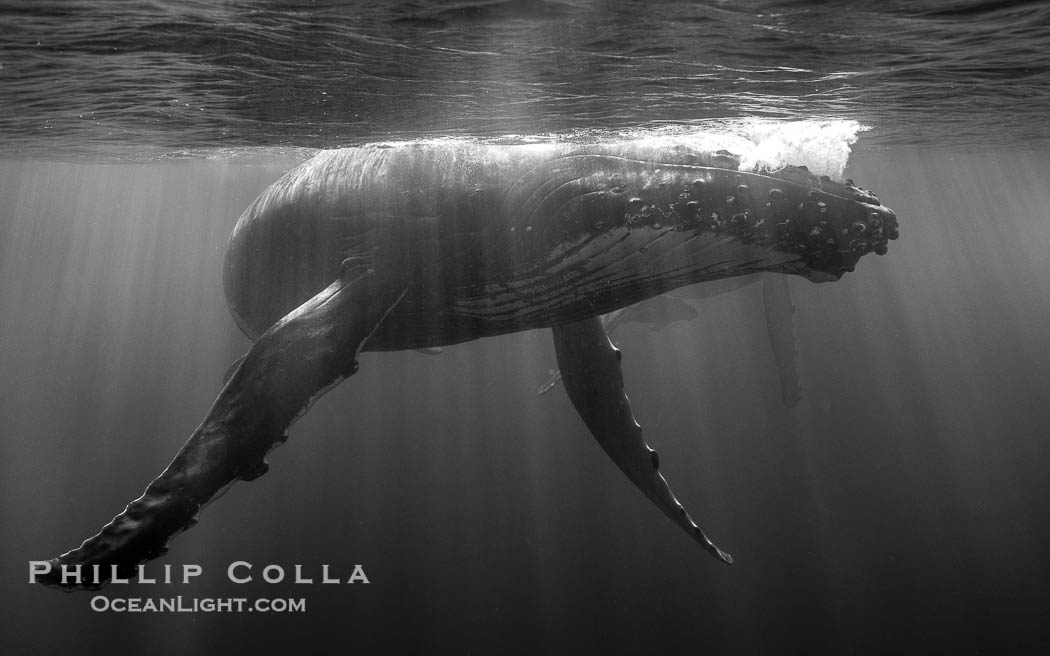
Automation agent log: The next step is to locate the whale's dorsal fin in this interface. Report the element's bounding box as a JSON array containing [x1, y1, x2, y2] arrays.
[[551, 316, 733, 564]]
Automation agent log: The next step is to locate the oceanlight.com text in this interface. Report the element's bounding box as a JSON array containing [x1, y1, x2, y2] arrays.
[[90, 595, 307, 613]]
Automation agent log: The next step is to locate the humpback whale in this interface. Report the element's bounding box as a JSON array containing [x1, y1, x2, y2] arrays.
[[36, 138, 898, 589]]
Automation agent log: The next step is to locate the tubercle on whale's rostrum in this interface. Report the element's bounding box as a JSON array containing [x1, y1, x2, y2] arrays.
[[36, 267, 408, 591]]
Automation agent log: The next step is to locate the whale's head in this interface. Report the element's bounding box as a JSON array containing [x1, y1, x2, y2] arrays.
[[748, 166, 899, 282], [511, 147, 899, 289]]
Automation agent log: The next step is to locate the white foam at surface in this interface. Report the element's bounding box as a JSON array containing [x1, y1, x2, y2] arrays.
[[734, 119, 865, 178], [610, 119, 865, 178]]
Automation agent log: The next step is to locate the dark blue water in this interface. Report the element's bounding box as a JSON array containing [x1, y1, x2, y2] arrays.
[[2, 2, 1050, 655]]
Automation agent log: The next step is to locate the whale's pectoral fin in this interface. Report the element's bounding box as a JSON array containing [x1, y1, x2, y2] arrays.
[[38, 265, 408, 590], [760, 275, 802, 408], [536, 308, 626, 396], [552, 317, 733, 565], [221, 353, 247, 385]]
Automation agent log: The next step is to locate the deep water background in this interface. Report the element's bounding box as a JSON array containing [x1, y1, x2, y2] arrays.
[[3, 1, 1050, 655]]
